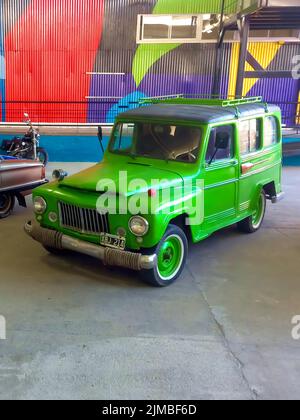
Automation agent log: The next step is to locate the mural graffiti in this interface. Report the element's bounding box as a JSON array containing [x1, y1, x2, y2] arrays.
[[0, 0, 299, 126]]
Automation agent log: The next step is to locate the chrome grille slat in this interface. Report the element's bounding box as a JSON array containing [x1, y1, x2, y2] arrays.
[[67, 204, 72, 227], [83, 208, 88, 232], [71, 206, 76, 229], [98, 213, 102, 233], [87, 209, 91, 232], [90, 209, 94, 233], [75, 206, 81, 230], [99, 211, 107, 234], [92, 210, 98, 233], [58, 202, 109, 235], [99, 212, 103, 233]]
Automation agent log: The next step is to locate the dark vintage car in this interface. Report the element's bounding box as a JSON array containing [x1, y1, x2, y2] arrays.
[[0, 156, 47, 219]]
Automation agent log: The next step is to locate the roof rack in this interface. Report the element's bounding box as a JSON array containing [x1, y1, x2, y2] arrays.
[[140, 94, 184, 105], [221, 97, 263, 107], [139, 96, 264, 108]]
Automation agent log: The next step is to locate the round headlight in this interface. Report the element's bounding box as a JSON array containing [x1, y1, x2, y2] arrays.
[[33, 196, 47, 215], [129, 216, 149, 237]]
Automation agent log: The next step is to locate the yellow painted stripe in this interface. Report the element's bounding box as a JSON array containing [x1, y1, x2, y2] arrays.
[[228, 43, 240, 98], [297, 92, 300, 125], [228, 42, 283, 98], [243, 42, 283, 96]]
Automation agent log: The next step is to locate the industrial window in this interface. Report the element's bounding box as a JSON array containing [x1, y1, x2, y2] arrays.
[[249, 29, 300, 41], [264, 116, 279, 147], [239, 119, 262, 155], [137, 15, 203, 44]]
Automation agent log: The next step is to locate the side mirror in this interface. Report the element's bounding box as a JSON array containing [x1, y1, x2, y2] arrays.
[[215, 132, 230, 150], [208, 131, 230, 165], [52, 169, 68, 182], [98, 126, 104, 153], [98, 126, 103, 141]]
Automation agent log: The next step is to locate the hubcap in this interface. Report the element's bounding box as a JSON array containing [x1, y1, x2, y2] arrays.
[[252, 193, 265, 229], [157, 234, 184, 281]]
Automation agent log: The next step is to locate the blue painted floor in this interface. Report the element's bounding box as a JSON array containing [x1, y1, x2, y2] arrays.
[[0, 135, 108, 163]]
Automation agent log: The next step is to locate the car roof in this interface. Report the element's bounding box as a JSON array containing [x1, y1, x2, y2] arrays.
[[117, 103, 281, 124]]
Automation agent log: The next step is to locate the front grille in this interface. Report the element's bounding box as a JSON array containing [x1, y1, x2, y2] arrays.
[[58, 202, 109, 235]]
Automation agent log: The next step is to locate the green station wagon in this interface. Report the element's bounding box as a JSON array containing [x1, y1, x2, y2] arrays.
[[25, 97, 284, 286]]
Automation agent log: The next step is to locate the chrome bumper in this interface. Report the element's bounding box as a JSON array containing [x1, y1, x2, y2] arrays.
[[24, 221, 156, 271]]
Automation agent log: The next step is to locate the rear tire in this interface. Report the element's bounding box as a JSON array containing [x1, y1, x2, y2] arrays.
[[0, 194, 15, 219], [140, 225, 188, 287], [237, 190, 266, 234]]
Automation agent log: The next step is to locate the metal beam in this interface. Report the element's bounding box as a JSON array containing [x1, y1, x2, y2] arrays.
[[244, 71, 293, 78], [246, 52, 264, 72], [212, 0, 226, 97], [235, 17, 250, 98]]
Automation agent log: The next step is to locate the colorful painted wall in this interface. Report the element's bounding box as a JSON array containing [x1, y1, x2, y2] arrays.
[[0, 0, 299, 125]]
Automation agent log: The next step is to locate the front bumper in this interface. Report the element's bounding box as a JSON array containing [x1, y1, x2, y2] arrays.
[[24, 221, 157, 271]]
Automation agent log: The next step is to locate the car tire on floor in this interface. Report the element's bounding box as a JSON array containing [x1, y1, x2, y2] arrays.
[[0, 193, 15, 219], [141, 224, 188, 287]]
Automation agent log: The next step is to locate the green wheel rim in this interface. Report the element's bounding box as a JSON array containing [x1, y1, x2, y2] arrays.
[[157, 234, 184, 281], [252, 193, 265, 229]]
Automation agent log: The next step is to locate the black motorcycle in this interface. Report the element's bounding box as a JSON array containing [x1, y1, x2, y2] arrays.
[[1, 113, 49, 165]]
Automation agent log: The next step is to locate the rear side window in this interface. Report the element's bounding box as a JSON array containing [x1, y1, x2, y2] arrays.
[[205, 125, 234, 163], [265, 116, 279, 147], [239, 119, 261, 155]]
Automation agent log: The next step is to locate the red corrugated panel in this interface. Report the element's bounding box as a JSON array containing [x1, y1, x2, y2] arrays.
[[5, 0, 104, 122]]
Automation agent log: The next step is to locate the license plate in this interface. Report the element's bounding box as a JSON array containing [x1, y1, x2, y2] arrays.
[[100, 233, 126, 250]]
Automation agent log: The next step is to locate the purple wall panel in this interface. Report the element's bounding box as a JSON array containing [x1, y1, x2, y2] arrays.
[[248, 78, 299, 126]]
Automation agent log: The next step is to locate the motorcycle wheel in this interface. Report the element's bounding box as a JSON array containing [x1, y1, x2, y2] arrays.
[[37, 148, 49, 166], [0, 194, 15, 219]]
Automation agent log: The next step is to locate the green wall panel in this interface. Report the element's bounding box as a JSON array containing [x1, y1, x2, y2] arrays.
[[133, 0, 238, 87]]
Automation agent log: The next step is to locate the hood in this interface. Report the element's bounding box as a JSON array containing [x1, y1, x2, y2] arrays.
[[60, 161, 184, 196]]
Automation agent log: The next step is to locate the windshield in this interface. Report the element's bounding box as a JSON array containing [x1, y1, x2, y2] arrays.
[[109, 122, 202, 163]]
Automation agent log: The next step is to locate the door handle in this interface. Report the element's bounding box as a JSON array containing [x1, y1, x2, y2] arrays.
[[241, 162, 254, 174], [230, 159, 239, 166]]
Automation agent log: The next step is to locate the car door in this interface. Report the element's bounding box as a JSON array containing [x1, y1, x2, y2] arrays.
[[202, 124, 238, 231]]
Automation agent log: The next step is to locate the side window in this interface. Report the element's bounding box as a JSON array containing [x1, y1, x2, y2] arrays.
[[205, 125, 234, 163], [239, 119, 261, 155], [265, 116, 279, 147]]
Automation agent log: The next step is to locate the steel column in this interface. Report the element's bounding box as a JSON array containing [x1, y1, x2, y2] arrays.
[[235, 17, 250, 98], [212, 0, 226, 97]]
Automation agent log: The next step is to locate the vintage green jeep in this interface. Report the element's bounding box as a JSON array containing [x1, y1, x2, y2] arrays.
[[25, 97, 284, 286]]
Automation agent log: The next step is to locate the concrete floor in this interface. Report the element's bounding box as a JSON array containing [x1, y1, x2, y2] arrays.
[[0, 165, 299, 400]]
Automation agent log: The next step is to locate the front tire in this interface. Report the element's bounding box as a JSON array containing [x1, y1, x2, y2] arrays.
[[141, 225, 188, 287], [237, 190, 266, 234], [0, 193, 15, 219]]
